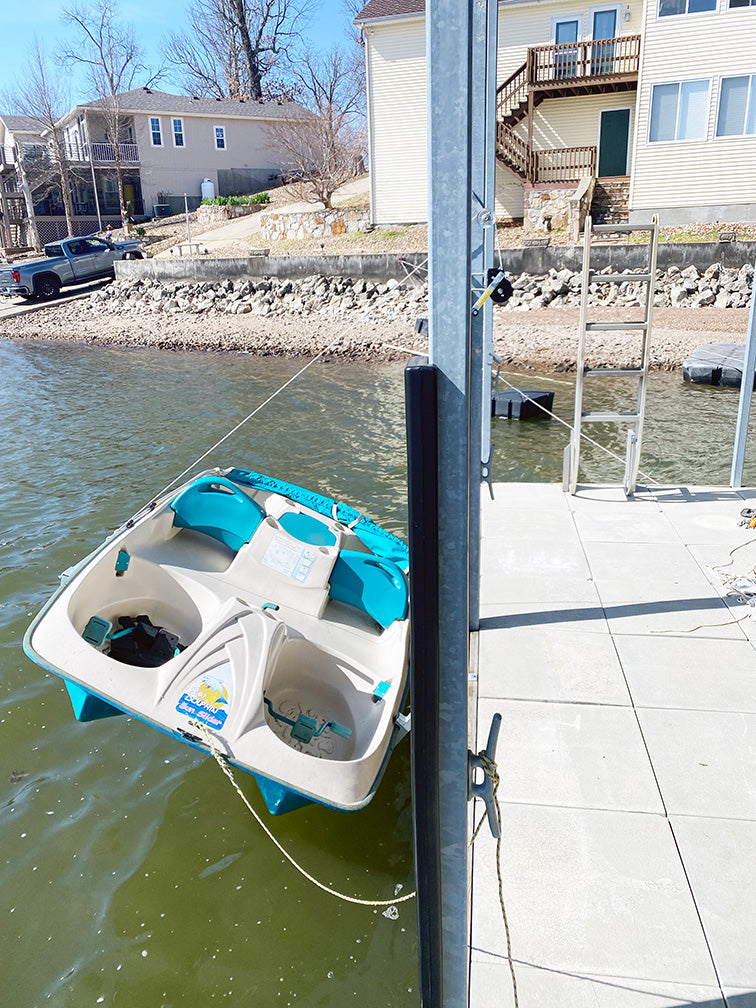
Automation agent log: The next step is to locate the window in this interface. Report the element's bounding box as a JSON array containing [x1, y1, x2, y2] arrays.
[[214, 126, 226, 150], [730, 0, 756, 6], [659, 0, 715, 14], [649, 79, 710, 141], [172, 118, 184, 147], [150, 117, 162, 146], [552, 18, 580, 79], [716, 74, 756, 135]]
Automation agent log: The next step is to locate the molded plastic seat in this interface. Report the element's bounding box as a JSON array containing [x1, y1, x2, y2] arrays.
[[170, 476, 264, 552], [329, 550, 408, 629], [279, 511, 336, 547]]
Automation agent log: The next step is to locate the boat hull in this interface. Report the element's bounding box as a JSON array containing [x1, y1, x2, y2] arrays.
[[25, 468, 411, 815]]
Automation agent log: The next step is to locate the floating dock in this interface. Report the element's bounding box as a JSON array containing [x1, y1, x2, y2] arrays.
[[472, 482, 756, 1007]]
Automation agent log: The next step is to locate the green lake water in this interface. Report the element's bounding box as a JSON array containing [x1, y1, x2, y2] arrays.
[[2, 338, 755, 1006]]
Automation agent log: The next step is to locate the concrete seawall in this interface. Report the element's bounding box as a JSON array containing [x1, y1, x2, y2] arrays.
[[117, 241, 756, 285]]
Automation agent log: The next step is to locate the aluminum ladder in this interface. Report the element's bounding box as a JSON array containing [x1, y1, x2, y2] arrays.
[[564, 214, 659, 496]]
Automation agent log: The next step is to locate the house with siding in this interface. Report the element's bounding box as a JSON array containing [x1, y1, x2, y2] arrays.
[[0, 115, 49, 247], [0, 89, 307, 245], [355, 0, 756, 227]]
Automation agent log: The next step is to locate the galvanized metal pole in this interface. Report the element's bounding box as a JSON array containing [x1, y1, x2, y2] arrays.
[[426, 0, 474, 1004], [730, 260, 756, 488], [469, 0, 499, 631]]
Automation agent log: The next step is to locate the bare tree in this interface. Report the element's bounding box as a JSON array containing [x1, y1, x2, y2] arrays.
[[60, 0, 158, 225], [164, 0, 310, 100], [2, 40, 79, 237], [266, 47, 366, 209]]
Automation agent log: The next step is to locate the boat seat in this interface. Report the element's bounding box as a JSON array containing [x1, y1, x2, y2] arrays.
[[329, 550, 408, 629], [170, 476, 264, 552], [278, 511, 336, 547]]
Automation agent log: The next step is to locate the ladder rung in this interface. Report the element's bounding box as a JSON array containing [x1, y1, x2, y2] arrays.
[[582, 411, 640, 423], [585, 321, 648, 332], [584, 367, 645, 377], [591, 223, 656, 234], [588, 272, 653, 283]]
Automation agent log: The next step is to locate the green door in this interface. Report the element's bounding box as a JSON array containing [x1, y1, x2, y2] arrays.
[[598, 108, 631, 177]]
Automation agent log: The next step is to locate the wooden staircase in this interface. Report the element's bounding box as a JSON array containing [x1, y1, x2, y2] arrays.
[[495, 35, 640, 185]]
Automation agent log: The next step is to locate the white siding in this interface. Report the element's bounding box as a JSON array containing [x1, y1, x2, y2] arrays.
[[496, 163, 526, 219], [364, 19, 428, 224], [630, 0, 756, 213], [519, 92, 635, 153], [496, 0, 644, 82], [364, 15, 528, 223]]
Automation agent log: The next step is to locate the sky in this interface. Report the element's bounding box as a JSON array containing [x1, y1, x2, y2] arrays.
[[1, 0, 357, 108]]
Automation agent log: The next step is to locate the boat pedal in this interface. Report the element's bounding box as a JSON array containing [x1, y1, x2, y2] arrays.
[[115, 549, 130, 577], [291, 714, 319, 744], [82, 615, 113, 647], [264, 696, 352, 743]]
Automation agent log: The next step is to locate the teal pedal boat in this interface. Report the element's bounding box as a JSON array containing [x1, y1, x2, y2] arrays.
[[24, 468, 410, 815]]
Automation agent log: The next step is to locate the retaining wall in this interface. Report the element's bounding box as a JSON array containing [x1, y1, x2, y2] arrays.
[[116, 241, 756, 285]]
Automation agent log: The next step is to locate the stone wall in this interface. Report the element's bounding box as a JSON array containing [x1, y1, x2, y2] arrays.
[[196, 204, 262, 225], [524, 187, 573, 234], [260, 207, 371, 242]]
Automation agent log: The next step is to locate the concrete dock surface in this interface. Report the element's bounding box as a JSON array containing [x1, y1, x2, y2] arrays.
[[472, 483, 756, 1008]]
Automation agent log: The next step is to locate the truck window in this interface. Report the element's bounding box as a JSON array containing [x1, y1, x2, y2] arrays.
[[45, 244, 64, 257], [67, 241, 89, 256]]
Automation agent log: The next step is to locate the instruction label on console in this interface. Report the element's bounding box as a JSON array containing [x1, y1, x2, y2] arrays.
[[262, 534, 316, 583]]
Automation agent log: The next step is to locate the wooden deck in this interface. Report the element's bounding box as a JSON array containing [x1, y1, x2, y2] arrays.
[[471, 482, 756, 1007]]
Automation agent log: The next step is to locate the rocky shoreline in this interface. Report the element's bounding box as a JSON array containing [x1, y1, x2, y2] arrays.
[[0, 266, 751, 372]]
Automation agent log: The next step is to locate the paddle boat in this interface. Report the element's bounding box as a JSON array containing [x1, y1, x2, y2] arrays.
[[24, 468, 411, 814]]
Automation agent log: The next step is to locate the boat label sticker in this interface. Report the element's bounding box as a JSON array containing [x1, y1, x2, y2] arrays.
[[262, 534, 316, 583], [176, 664, 231, 730]]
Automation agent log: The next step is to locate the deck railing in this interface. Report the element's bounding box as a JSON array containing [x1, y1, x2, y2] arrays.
[[64, 141, 140, 164], [532, 145, 597, 183], [497, 34, 641, 119], [495, 123, 531, 178], [497, 118, 597, 184], [530, 34, 641, 86], [496, 63, 529, 122]]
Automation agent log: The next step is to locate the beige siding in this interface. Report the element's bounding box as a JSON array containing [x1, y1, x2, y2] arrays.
[[630, 1, 756, 212], [135, 112, 287, 210], [364, 19, 428, 224]]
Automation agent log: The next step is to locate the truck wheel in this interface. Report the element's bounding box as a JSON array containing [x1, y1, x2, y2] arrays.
[[35, 275, 61, 300], [124, 252, 143, 260]]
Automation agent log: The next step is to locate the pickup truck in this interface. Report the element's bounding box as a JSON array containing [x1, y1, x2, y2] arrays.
[[0, 234, 145, 300]]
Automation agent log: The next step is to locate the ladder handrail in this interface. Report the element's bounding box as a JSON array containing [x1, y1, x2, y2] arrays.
[[565, 215, 659, 496]]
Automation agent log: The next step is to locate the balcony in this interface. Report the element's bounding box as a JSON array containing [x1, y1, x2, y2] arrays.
[[0, 146, 16, 171], [64, 141, 140, 165], [496, 34, 640, 184]]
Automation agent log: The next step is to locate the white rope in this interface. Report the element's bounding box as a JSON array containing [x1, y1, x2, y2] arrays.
[[147, 334, 347, 505], [496, 368, 573, 387], [125, 255, 436, 523], [197, 724, 416, 908], [495, 373, 662, 486]]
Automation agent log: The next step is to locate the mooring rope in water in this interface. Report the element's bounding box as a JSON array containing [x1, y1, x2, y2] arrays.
[[196, 723, 416, 908]]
